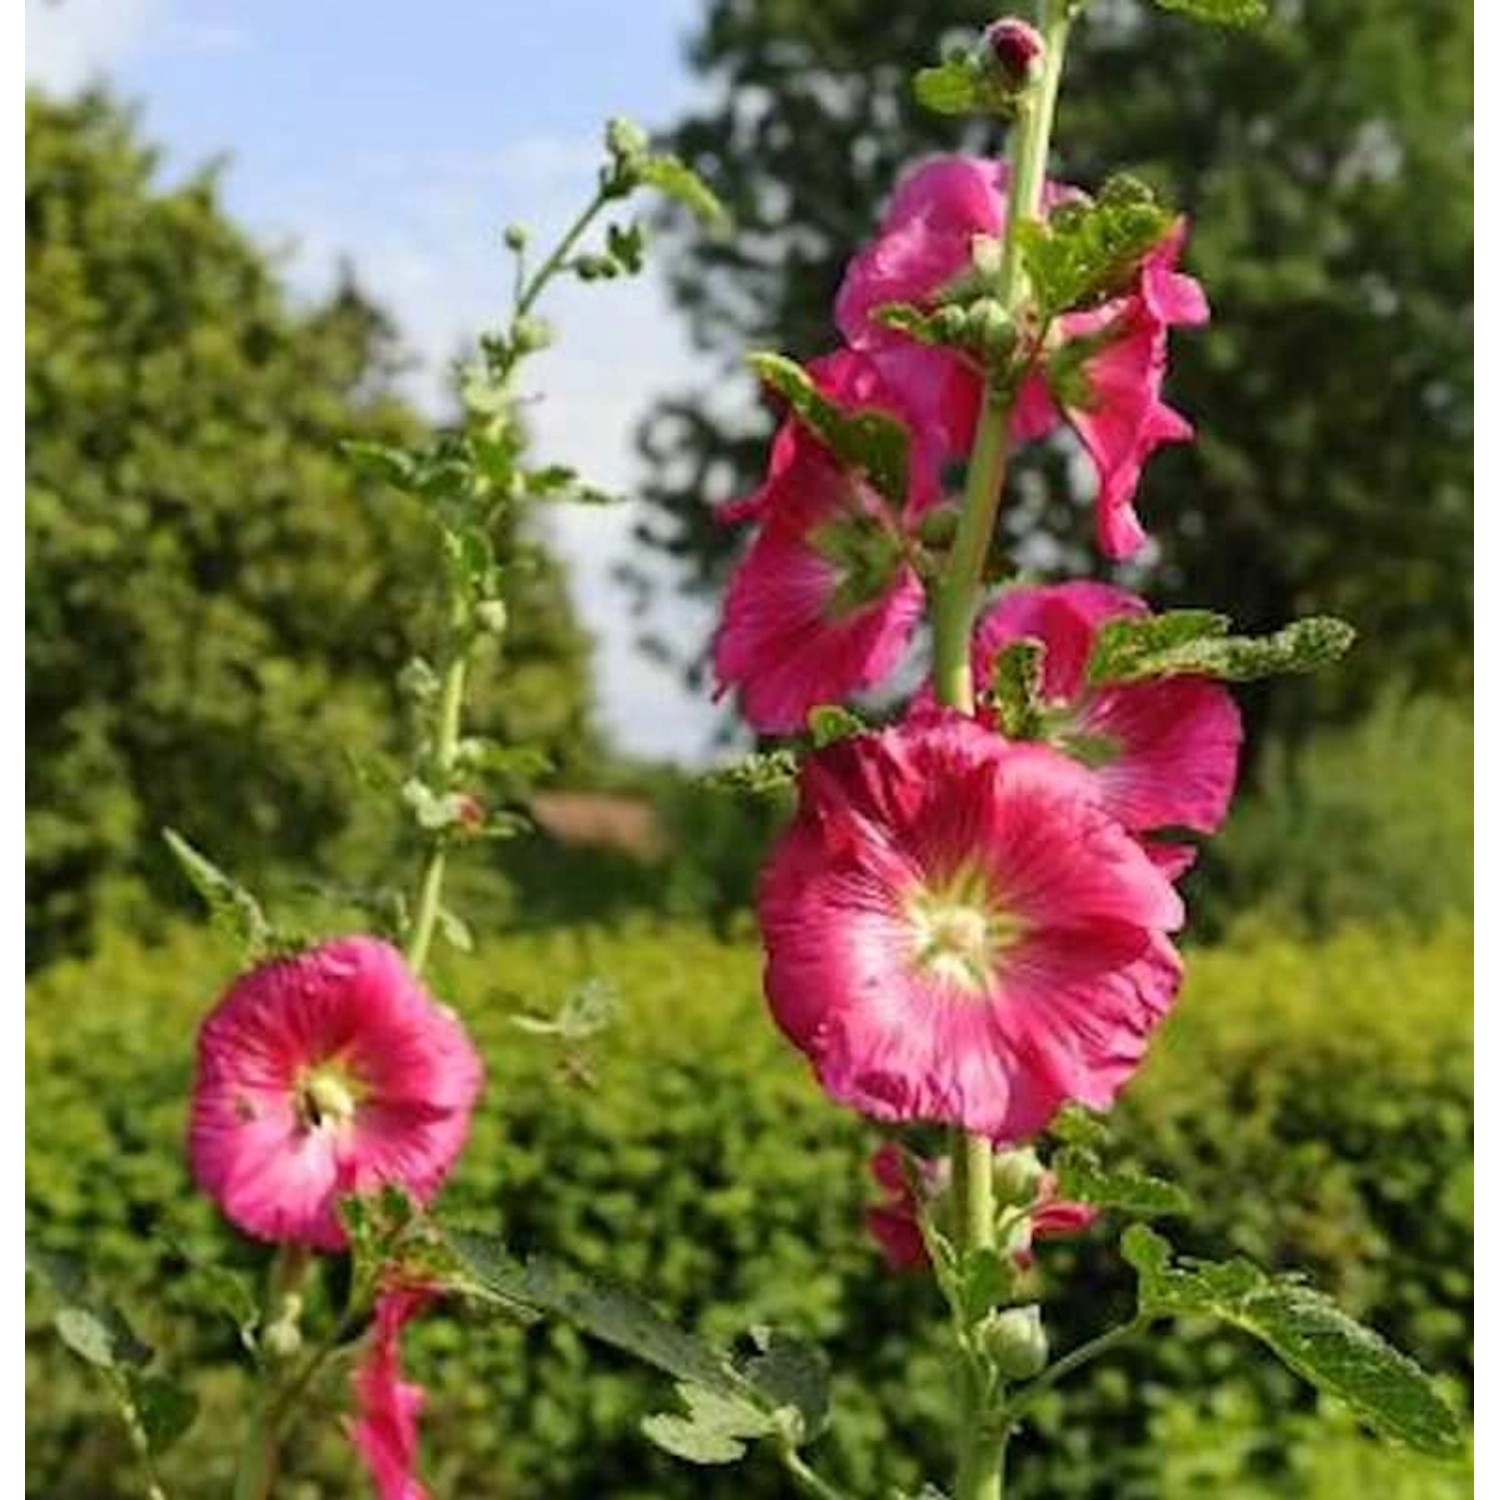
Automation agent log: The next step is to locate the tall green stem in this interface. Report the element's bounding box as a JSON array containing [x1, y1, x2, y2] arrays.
[[933, 8, 1073, 1500]]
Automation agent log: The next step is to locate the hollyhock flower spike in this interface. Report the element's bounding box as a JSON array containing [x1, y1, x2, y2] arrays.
[[349, 1285, 434, 1500], [761, 712, 1184, 1142], [712, 350, 941, 734], [943, 581, 1243, 837], [189, 935, 484, 1251]]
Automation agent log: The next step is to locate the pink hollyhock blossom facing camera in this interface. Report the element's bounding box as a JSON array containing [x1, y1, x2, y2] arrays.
[[964, 581, 1242, 836], [760, 712, 1184, 1141], [189, 936, 483, 1251], [349, 1286, 433, 1500], [713, 351, 939, 733]]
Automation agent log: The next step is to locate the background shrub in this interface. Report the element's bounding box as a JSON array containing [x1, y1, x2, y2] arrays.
[[27, 917, 1471, 1498]]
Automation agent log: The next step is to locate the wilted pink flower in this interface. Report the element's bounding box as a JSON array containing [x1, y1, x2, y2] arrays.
[[349, 1286, 432, 1500], [761, 712, 1184, 1141], [189, 936, 484, 1251], [712, 350, 938, 734], [957, 581, 1243, 836], [1016, 225, 1209, 558], [835, 156, 1079, 452], [836, 157, 1206, 557]]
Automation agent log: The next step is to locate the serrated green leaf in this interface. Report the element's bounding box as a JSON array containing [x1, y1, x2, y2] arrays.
[[162, 828, 274, 957], [1048, 1104, 1113, 1151], [748, 351, 910, 505], [1053, 1149, 1192, 1218], [1155, 0, 1268, 28], [1123, 1226, 1463, 1457], [988, 638, 1046, 739], [126, 1372, 199, 1455], [744, 1330, 830, 1442], [639, 155, 729, 232], [702, 750, 799, 797], [1091, 615, 1356, 685], [443, 1229, 743, 1397], [914, 60, 983, 116], [1020, 176, 1176, 318], [642, 1410, 752, 1464]]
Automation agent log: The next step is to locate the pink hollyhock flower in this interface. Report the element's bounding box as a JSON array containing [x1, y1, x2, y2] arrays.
[[837, 156, 1207, 557], [962, 581, 1242, 836], [189, 936, 484, 1251], [762, 712, 1184, 1141], [349, 1285, 433, 1500], [1016, 225, 1209, 558], [865, 1146, 1095, 1273], [835, 156, 1079, 452], [712, 350, 939, 734]]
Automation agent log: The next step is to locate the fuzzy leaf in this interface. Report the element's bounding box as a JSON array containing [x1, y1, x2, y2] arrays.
[[638, 155, 730, 232], [1123, 1226, 1463, 1457], [1090, 614, 1355, 685], [127, 1372, 199, 1454], [643, 1383, 773, 1465], [748, 351, 910, 505], [988, 638, 1046, 739], [1019, 176, 1175, 317], [702, 751, 799, 797], [161, 829, 273, 958], [744, 1329, 831, 1442], [443, 1230, 742, 1397], [913, 56, 1020, 119], [1155, 0, 1269, 27], [1048, 1105, 1113, 1151], [1053, 1149, 1192, 1218]]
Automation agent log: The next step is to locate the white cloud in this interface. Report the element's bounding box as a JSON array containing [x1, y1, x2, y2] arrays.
[[25, 0, 166, 92]]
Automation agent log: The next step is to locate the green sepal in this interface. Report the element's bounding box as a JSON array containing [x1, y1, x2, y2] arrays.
[[807, 704, 867, 748], [1154, 0, 1269, 27], [1087, 612, 1356, 685], [702, 750, 800, 798], [1017, 175, 1175, 318], [747, 351, 910, 505], [1123, 1225, 1464, 1458], [1052, 1148, 1192, 1218]]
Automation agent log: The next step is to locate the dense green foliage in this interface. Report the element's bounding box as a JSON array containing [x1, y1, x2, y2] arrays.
[[25, 91, 597, 966], [27, 918, 1471, 1497], [1201, 692, 1472, 937], [630, 0, 1472, 733]]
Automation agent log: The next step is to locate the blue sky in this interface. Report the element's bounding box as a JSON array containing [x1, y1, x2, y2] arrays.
[[26, 0, 729, 762]]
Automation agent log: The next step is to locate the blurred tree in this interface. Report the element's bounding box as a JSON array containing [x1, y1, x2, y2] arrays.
[[630, 0, 1472, 734], [26, 91, 599, 965]]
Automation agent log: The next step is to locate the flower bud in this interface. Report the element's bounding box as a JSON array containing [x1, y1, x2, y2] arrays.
[[453, 793, 485, 832], [916, 505, 961, 549], [982, 18, 1047, 90], [475, 597, 509, 636], [512, 315, 553, 354], [503, 223, 528, 252], [992, 1145, 1045, 1207], [982, 1304, 1049, 1380]]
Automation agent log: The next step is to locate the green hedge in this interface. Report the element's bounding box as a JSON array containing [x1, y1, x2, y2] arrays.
[[26, 918, 1471, 1497]]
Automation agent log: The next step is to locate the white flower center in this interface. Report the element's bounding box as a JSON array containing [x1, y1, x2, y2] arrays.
[[908, 877, 1024, 993], [295, 1062, 361, 1130]]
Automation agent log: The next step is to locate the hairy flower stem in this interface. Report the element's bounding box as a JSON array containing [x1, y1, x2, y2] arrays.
[[931, 7, 1074, 1500], [233, 1244, 311, 1500]]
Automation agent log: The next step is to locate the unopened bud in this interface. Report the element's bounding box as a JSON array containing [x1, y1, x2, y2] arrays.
[[982, 1304, 1049, 1380], [454, 793, 486, 831], [503, 223, 529, 252], [965, 299, 1017, 360], [983, 18, 1047, 90], [512, 315, 553, 354], [992, 1145, 1046, 1207], [916, 505, 961, 549]]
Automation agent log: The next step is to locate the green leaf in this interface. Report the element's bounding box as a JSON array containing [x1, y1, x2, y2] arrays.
[[174, 1261, 260, 1358], [1154, 0, 1269, 28], [443, 1229, 743, 1397], [435, 905, 474, 954], [1123, 1226, 1463, 1458], [54, 1306, 149, 1369], [747, 351, 910, 505], [807, 704, 866, 748], [1053, 1149, 1192, 1218], [162, 828, 274, 957], [1089, 614, 1356, 685], [957, 1246, 1016, 1326], [522, 464, 620, 505], [913, 55, 1022, 119], [638, 155, 730, 233], [988, 638, 1046, 739], [702, 750, 799, 797], [126, 1372, 199, 1455], [1019, 176, 1175, 317], [642, 1383, 773, 1465], [743, 1329, 831, 1442], [1048, 1104, 1113, 1151]]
